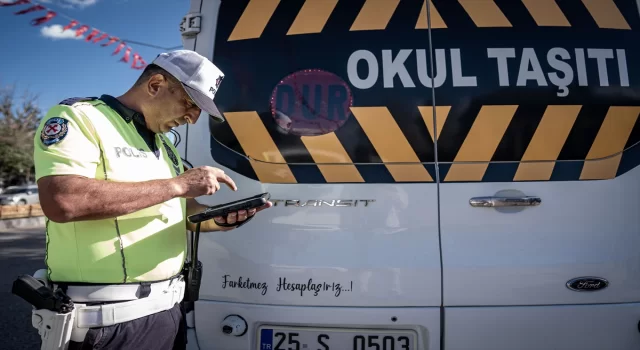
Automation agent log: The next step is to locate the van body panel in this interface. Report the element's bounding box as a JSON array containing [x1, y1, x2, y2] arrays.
[[444, 302, 640, 350], [432, 0, 640, 347], [186, 0, 442, 308], [195, 184, 442, 308], [440, 165, 640, 307], [182, 0, 443, 347]]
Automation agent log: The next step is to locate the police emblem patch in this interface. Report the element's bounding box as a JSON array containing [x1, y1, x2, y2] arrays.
[[40, 117, 69, 146]]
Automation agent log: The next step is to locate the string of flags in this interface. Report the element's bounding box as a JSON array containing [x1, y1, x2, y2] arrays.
[[0, 0, 147, 70]]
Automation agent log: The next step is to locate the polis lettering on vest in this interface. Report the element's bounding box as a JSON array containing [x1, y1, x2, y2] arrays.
[[114, 146, 148, 158]]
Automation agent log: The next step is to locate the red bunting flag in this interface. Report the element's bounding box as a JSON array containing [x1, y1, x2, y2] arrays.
[[1, 1, 148, 70], [101, 36, 120, 47], [131, 53, 146, 70], [120, 46, 131, 63], [91, 32, 108, 44], [84, 28, 100, 42], [63, 19, 77, 31], [74, 24, 89, 37], [14, 4, 43, 14], [112, 42, 126, 55], [0, 0, 30, 6], [31, 10, 55, 25]]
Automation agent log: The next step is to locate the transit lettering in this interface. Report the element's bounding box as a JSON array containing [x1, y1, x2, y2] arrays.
[[271, 199, 376, 207]]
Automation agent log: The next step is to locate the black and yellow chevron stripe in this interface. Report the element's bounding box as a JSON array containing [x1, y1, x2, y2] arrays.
[[210, 104, 640, 183], [208, 0, 640, 184], [225, 0, 634, 42]]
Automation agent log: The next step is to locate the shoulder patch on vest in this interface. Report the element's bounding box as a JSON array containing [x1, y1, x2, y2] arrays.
[[59, 97, 97, 106], [41, 117, 69, 146]]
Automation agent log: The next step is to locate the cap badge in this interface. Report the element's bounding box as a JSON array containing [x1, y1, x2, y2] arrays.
[[215, 75, 224, 89]]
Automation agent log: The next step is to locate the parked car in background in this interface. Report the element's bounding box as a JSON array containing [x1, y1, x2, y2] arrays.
[[0, 185, 39, 205]]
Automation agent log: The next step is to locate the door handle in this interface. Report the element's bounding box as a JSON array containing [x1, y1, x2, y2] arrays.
[[469, 196, 541, 207]]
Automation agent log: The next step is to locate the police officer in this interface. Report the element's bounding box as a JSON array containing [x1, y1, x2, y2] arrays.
[[33, 50, 271, 349]]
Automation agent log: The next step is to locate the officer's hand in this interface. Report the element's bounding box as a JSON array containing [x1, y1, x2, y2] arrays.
[[174, 166, 237, 198], [213, 201, 273, 229]]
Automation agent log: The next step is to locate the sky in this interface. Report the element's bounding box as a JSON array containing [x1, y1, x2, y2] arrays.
[[0, 0, 191, 113]]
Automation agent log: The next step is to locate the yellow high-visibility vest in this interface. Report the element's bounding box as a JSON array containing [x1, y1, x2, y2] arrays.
[[34, 96, 186, 284]]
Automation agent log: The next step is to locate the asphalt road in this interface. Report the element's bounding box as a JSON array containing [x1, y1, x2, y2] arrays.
[[0, 227, 47, 350]]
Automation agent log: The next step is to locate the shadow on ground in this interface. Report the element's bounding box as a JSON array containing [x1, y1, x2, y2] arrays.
[[0, 227, 47, 349]]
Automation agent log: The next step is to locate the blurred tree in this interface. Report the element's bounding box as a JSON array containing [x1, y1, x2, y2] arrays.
[[0, 85, 42, 187]]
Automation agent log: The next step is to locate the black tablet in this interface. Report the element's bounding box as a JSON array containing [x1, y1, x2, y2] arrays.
[[187, 192, 271, 224]]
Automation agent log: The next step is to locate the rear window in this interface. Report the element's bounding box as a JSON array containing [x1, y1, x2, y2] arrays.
[[209, 0, 640, 184], [209, 0, 434, 184]]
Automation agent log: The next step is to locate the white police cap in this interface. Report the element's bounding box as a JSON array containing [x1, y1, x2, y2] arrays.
[[152, 50, 225, 123]]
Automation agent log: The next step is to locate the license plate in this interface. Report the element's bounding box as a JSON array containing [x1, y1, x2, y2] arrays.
[[258, 325, 417, 350]]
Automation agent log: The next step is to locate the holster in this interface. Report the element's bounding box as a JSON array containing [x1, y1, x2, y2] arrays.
[[31, 308, 76, 350], [12, 270, 76, 350]]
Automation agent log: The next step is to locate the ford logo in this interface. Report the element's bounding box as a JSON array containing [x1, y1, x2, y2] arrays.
[[566, 277, 609, 292]]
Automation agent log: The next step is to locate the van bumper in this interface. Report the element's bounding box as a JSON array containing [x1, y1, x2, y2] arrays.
[[186, 300, 438, 350]]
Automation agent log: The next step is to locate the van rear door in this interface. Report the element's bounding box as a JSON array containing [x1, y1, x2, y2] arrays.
[[185, 1, 443, 349], [428, 0, 640, 349]]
